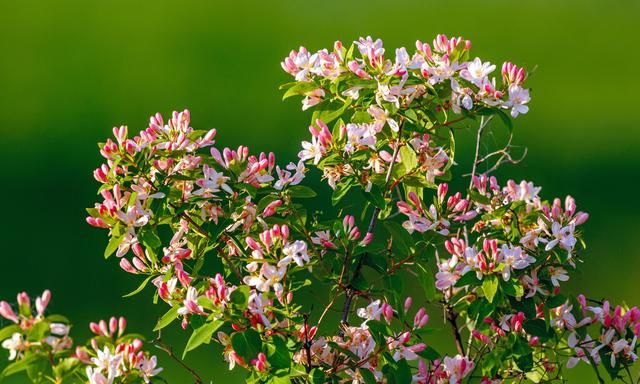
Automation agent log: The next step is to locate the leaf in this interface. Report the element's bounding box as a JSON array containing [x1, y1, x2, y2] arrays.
[[454, 271, 481, 288], [308, 368, 326, 384], [139, 227, 162, 249], [229, 285, 250, 309], [182, 320, 224, 358], [1, 353, 39, 378], [267, 335, 291, 370], [104, 234, 123, 259], [358, 368, 377, 384], [416, 263, 437, 301], [0, 325, 21, 341], [153, 306, 180, 332], [27, 321, 49, 341], [398, 145, 417, 172], [482, 275, 499, 303], [331, 178, 354, 206], [311, 99, 352, 126], [282, 81, 320, 100], [122, 275, 154, 298], [288, 185, 317, 199], [231, 328, 263, 361], [382, 220, 414, 254], [522, 319, 554, 342]]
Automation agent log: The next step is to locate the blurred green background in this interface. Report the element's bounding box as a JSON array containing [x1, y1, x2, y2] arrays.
[[1, 0, 639, 382]]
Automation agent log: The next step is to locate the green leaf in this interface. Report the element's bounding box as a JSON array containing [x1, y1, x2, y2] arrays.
[[522, 319, 554, 342], [231, 328, 263, 361], [482, 275, 499, 303], [308, 368, 326, 384], [454, 271, 481, 288], [153, 306, 180, 331], [416, 263, 437, 301], [288, 185, 317, 198], [1, 353, 39, 378], [282, 81, 320, 100], [398, 145, 417, 172], [27, 321, 49, 341], [122, 275, 154, 298], [0, 325, 21, 342], [331, 178, 354, 206], [229, 285, 250, 309], [267, 335, 291, 370], [139, 227, 162, 249], [358, 368, 378, 384], [182, 320, 224, 358], [383, 220, 414, 254], [311, 99, 352, 126], [104, 234, 122, 259]]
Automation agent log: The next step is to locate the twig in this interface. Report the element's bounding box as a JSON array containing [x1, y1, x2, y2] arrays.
[[339, 122, 405, 330], [445, 303, 465, 356], [154, 332, 204, 384], [468, 116, 493, 189]]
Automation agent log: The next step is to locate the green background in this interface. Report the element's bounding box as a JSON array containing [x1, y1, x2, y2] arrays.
[[1, 0, 638, 382]]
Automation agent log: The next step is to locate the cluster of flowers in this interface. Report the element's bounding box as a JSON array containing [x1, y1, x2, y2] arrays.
[[71, 34, 639, 384], [430, 175, 588, 297], [0, 290, 161, 383], [282, 34, 530, 119]]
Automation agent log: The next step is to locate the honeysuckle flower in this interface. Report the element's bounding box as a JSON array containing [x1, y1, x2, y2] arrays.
[[443, 355, 474, 383], [86, 367, 109, 384], [507, 84, 530, 117], [244, 264, 286, 296], [522, 269, 549, 298], [278, 240, 310, 268], [436, 256, 461, 291], [302, 89, 325, 111], [460, 57, 496, 86], [357, 300, 384, 322], [298, 135, 324, 164], [2, 333, 25, 360], [194, 165, 232, 196], [344, 123, 377, 153], [548, 266, 570, 287], [177, 286, 206, 316], [499, 244, 536, 281], [138, 355, 163, 382], [367, 105, 399, 132]]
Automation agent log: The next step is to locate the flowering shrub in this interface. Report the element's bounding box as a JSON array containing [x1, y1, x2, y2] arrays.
[[3, 34, 638, 383], [0, 290, 161, 383]]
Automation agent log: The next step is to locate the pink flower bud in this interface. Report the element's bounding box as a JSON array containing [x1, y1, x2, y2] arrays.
[[382, 303, 394, 324], [118, 317, 127, 336], [403, 297, 413, 313], [119, 258, 137, 274], [109, 317, 118, 335], [529, 336, 539, 347], [0, 301, 19, 323], [361, 232, 374, 246], [437, 183, 448, 204], [573, 212, 589, 225]]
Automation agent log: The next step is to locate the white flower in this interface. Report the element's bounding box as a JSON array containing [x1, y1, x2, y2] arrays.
[[138, 355, 163, 382], [194, 165, 232, 196], [344, 123, 377, 154], [278, 240, 310, 268], [298, 136, 324, 164], [357, 300, 383, 321], [499, 244, 536, 281], [243, 264, 286, 296], [2, 333, 25, 361], [461, 57, 496, 86], [507, 84, 530, 117]]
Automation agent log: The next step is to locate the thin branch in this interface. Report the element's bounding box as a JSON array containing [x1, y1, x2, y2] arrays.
[[445, 303, 465, 356], [339, 122, 405, 330], [154, 333, 203, 384]]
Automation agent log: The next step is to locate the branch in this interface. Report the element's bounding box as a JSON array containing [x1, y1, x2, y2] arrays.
[[339, 122, 405, 330], [154, 333, 204, 384], [445, 303, 465, 356]]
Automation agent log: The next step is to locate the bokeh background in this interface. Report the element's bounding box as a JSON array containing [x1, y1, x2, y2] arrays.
[[1, 0, 639, 382]]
